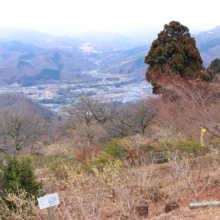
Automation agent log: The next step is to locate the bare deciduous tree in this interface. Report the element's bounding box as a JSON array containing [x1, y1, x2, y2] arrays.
[[72, 122, 106, 149], [64, 96, 158, 140], [64, 96, 119, 126], [108, 99, 158, 137], [160, 77, 220, 139], [132, 100, 158, 135], [107, 105, 136, 137], [0, 109, 48, 155]]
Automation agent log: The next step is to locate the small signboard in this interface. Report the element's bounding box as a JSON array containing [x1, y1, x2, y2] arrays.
[[38, 193, 60, 210]]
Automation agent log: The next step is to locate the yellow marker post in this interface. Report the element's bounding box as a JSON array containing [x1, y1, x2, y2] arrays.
[[201, 128, 206, 146]]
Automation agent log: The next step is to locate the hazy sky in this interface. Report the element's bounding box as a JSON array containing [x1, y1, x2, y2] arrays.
[[0, 0, 219, 36]]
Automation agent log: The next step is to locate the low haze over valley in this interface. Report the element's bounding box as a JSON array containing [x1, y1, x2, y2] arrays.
[[0, 25, 220, 111]]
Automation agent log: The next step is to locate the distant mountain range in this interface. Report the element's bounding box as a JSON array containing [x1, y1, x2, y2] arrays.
[[76, 30, 145, 51], [100, 45, 150, 74], [193, 26, 220, 67], [102, 26, 220, 74], [0, 48, 96, 86], [0, 41, 44, 53], [0, 25, 219, 86], [0, 26, 83, 51]]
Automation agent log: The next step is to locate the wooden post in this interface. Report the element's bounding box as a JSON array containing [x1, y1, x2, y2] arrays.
[[47, 206, 56, 220], [136, 199, 148, 217], [165, 201, 179, 213]]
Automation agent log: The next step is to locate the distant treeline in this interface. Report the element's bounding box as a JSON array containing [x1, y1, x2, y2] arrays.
[[39, 98, 66, 104]]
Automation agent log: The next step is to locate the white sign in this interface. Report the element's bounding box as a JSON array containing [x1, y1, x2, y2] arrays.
[[38, 193, 60, 210]]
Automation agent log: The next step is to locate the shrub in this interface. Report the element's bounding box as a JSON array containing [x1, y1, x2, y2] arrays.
[[170, 139, 208, 156], [140, 144, 165, 154], [210, 138, 220, 150], [207, 58, 220, 81], [43, 142, 76, 157], [104, 138, 128, 160], [17, 154, 43, 167], [0, 189, 36, 219], [75, 150, 87, 162], [92, 159, 123, 193], [0, 156, 44, 200], [47, 157, 78, 180], [48, 159, 69, 180], [83, 154, 114, 172]]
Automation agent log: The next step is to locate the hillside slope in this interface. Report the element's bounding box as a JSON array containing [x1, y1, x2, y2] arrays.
[[100, 45, 150, 74], [0, 26, 83, 51], [193, 26, 220, 67], [77, 31, 145, 52], [0, 41, 44, 53], [0, 49, 96, 85], [0, 92, 59, 121]]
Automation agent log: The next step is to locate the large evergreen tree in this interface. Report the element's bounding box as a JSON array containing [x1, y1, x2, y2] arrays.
[[145, 21, 206, 93]]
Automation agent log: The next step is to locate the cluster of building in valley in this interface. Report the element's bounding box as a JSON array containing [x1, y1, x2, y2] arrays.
[[0, 70, 153, 113]]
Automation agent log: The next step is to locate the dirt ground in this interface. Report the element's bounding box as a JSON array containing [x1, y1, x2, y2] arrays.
[[150, 206, 220, 220]]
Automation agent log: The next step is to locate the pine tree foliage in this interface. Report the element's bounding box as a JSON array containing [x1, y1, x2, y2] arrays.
[[0, 156, 43, 200], [145, 21, 207, 93], [207, 58, 220, 81]]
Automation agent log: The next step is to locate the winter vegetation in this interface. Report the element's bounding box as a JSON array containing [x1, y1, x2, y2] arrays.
[[1, 21, 220, 219]]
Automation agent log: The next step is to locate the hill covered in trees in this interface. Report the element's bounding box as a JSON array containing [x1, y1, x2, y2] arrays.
[[0, 49, 95, 86], [0, 92, 60, 121]]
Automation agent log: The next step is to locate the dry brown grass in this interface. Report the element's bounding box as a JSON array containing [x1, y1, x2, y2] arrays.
[[28, 150, 220, 220]]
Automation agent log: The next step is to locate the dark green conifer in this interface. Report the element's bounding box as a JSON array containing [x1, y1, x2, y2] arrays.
[[207, 58, 220, 81], [145, 21, 206, 93], [0, 156, 43, 200]]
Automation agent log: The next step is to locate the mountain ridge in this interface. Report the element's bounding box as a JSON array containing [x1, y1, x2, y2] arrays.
[[0, 49, 96, 86], [0, 25, 219, 84]]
